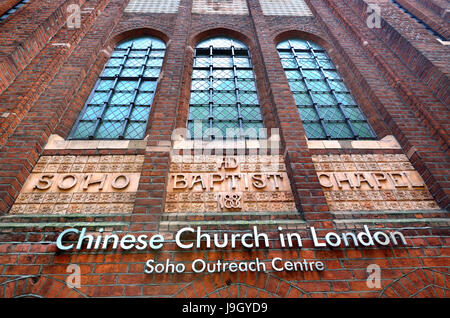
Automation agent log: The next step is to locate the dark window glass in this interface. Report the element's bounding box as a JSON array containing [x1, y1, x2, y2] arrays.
[[70, 37, 166, 140], [277, 39, 376, 140], [0, 0, 30, 22], [188, 37, 265, 139]]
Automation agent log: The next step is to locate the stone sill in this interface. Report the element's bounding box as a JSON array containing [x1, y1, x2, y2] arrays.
[[44, 134, 148, 150], [307, 135, 401, 150], [45, 134, 401, 151]]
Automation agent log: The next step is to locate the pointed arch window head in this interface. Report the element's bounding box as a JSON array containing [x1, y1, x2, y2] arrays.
[[188, 37, 265, 140], [69, 36, 166, 140], [277, 39, 376, 140]]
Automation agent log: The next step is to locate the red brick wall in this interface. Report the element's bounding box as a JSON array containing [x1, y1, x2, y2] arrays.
[[0, 0, 448, 298]]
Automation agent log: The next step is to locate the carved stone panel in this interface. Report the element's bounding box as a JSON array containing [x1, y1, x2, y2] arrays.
[[9, 155, 144, 215], [165, 155, 297, 213], [312, 154, 439, 211]]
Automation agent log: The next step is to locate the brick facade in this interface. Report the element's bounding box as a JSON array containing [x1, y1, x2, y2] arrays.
[[0, 0, 448, 298]]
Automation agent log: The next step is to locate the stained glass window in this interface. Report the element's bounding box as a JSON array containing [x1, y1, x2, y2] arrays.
[[277, 39, 377, 140], [70, 37, 166, 140], [0, 0, 30, 22], [188, 37, 265, 139]]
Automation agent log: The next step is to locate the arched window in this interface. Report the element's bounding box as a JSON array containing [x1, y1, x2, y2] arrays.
[[188, 37, 265, 139], [277, 39, 376, 140], [69, 36, 166, 140]]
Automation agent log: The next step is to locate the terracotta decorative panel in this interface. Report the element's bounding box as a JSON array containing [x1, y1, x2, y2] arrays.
[[312, 154, 440, 211], [9, 155, 144, 215], [165, 155, 297, 212]]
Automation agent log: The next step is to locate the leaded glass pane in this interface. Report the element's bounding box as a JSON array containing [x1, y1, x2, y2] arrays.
[[312, 92, 337, 106], [213, 57, 233, 68], [116, 80, 138, 91], [96, 80, 114, 91], [235, 70, 254, 79], [328, 80, 348, 92], [342, 106, 364, 121], [335, 93, 357, 106], [304, 123, 327, 139], [95, 121, 122, 139], [131, 107, 151, 121], [192, 80, 210, 90], [293, 93, 313, 106], [107, 58, 122, 67], [281, 59, 297, 68], [289, 81, 307, 92], [277, 38, 376, 140], [190, 92, 209, 104], [318, 106, 346, 121], [213, 92, 236, 104], [241, 107, 262, 121], [352, 122, 376, 139], [104, 106, 128, 121], [237, 79, 256, 91], [213, 79, 235, 91], [240, 93, 258, 105], [306, 80, 328, 92], [135, 92, 154, 105], [82, 106, 102, 120], [298, 58, 318, 69], [110, 92, 133, 105], [235, 57, 251, 68], [188, 37, 264, 139], [327, 122, 353, 139], [70, 36, 166, 140], [140, 80, 157, 91], [71, 121, 96, 139]]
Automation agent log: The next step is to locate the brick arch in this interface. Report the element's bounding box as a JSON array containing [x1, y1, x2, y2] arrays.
[[0, 275, 88, 298], [378, 268, 449, 298], [171, 272, 311, 298]]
